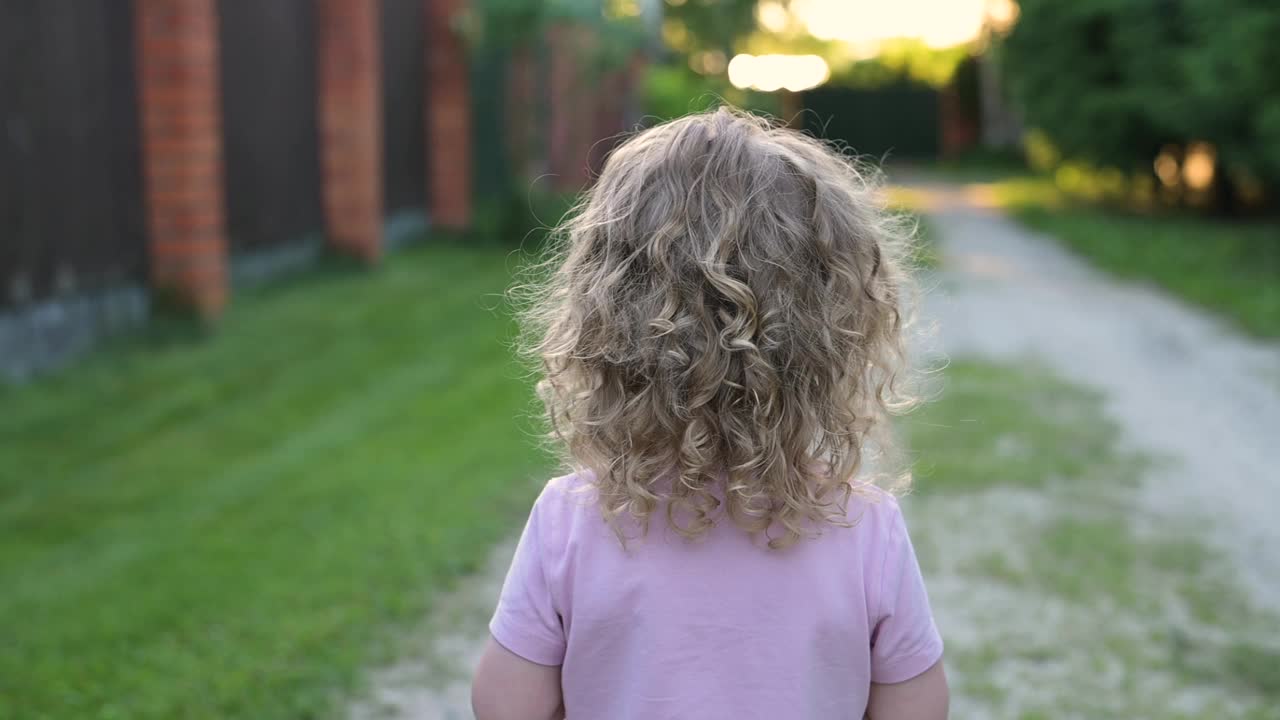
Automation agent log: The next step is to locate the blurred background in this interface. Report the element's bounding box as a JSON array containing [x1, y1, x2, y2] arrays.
[[2, 1, 1277, 718]]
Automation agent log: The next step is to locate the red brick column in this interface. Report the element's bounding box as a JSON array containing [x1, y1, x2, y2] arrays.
[[135, 0, 228, 319], [426, 0, 471, 229], [317, 0, 383, 262]]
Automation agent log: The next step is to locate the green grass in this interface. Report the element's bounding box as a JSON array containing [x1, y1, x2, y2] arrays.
[[0, 240, 548, 718], [907, 360, 1128, 493], [984, 176, 1280, 338]]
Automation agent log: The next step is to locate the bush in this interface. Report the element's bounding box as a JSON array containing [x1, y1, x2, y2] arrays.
[[1003, 0, 1280, 193], [1179, 0, 1280, 185], [1002, 0, 1186, 171], [641, 63, 779, 122]]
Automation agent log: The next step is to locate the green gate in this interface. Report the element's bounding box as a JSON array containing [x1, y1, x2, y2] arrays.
[[803, 82, 940, 160]]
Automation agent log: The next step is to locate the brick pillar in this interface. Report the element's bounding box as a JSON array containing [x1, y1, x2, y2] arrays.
[[426, 0, 471, 229], [135, 0, 228, 319], [317, 0, 383, 262]]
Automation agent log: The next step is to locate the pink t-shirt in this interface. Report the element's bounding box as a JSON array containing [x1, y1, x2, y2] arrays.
[[490, 473, 943, 719]]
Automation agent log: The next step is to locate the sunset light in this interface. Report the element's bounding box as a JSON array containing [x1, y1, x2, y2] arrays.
[[727, 53, 831, 92], [788, 0, 1016, 53]]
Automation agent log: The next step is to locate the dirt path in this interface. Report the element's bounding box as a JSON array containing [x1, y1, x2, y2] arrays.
[[907, 180, 1280, 717], [914, 180, 1280, 611], [347, 180, 1280, 718]]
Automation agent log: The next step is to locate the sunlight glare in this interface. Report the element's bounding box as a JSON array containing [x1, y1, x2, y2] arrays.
[[757, 1, 791, 33], [728, 54, 830, 92], [1182, 143, 1216, 191], [791, 0, 995, 49], [1154, 148, 1181, 188]]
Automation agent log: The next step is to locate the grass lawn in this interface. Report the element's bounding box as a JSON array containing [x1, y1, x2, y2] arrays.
[[0, 240, 548, 718], [981, 175, 1280, 338], [903, 359, 1280, 717]]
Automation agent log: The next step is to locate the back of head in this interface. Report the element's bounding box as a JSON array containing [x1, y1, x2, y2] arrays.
[[518, 107, 915, 548]]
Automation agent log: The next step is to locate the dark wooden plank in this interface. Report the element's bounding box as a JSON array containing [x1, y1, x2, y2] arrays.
[[382, 0, 427, 214], [217, 0, 323, 252], [0, 0, 145, 309]]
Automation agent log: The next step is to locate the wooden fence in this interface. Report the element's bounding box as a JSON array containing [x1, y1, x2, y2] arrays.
[[0, 0, 644, 338], [0, 0, 437, 311], [0, 1, 146, 310], [217, 0, 325, 253], [381, 0, 428, 215], [805, 83, 942, 160]]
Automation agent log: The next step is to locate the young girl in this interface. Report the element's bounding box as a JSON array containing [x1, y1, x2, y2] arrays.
[[472, 108, 947, 719]]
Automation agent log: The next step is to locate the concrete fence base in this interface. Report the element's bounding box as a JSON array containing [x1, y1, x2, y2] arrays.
[[0, 211, 429, 384], [0, 287, 149, 384]]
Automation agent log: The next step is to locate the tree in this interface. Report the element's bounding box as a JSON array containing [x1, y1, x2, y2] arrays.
[[661, 0, 762, 56], [1001, 0, 1188, 172], [1004, 0, 1280, 193], [1180, 0, 1280, 185]]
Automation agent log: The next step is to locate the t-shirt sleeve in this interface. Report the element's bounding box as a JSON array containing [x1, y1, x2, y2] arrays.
[[488, 492, 566, 666], [869, 500, 944, 684]]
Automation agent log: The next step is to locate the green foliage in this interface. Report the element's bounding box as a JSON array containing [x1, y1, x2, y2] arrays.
[[1003, 0, 1280, 186], [1002, 0, 1183, 169], [469, 0, 648, 71], [471, 184, 580, 249], [641, 62, 779, 121], [662, 0, 760, 54], [1179, 0, 1280, 183], [831, 39, 971, 89], [0, 242, 548, 718], [737, 27, 838, 58], [467, 0, 543, 49]]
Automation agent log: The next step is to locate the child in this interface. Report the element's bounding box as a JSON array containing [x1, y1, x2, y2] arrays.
[[472, 108, 947, 719]]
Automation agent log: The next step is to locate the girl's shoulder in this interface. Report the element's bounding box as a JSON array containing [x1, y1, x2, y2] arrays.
[[536, 469, 599, 514], [534, 472, 911, 538], [527, 470, 609, 539], [844, 484, 911, 551], [845, 483, 908, 527]]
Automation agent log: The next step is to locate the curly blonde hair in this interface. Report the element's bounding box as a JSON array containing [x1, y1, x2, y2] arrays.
[[516, 107, 917, 548]]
